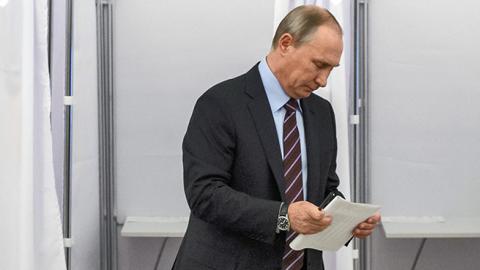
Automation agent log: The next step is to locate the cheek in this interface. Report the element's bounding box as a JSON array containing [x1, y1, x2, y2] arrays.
[[296, 70, 316, 84], [287, 71, 301, 86], [299, 64, 317, 78], [288, 65, 316, 87], [291, 68, 315, 84]]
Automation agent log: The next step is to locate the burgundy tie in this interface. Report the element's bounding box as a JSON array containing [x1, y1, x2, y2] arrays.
[[282, 98, 304, 270]]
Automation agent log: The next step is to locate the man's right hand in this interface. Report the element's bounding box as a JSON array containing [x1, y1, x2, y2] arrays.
[[288, 201, 332, 234]]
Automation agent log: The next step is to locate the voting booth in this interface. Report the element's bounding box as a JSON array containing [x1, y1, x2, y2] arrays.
[[62, 0, 480, 269]]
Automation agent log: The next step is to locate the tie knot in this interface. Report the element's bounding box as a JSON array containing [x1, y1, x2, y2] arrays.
[[284, 98, 299, 113]]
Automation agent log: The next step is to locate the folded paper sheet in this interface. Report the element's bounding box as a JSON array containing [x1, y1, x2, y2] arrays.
[[290, 197, 381, 251]]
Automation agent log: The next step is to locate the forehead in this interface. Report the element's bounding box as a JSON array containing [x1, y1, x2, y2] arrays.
[[301, 25, 343, 66]]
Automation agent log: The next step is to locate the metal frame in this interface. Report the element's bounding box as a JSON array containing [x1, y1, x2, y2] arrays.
[[48, 0, 52, 74], [352, 1, 370, 270], [96, 0, 118, 270], [63, 0, 74, 268]]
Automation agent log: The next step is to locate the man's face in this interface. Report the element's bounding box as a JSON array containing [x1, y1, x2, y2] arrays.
[[278, 26, 343, 99]]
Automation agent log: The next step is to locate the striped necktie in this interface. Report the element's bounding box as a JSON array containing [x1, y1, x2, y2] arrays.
[[282, 98, 304, 270]]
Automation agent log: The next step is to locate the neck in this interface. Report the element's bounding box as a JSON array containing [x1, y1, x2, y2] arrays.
[[266, 51, 286, 85]]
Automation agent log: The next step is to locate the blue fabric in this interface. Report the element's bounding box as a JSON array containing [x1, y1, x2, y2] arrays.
[[258, 58, 308, 200]]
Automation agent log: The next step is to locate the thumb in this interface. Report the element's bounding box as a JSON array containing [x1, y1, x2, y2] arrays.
[[309, 208, 325, 220]]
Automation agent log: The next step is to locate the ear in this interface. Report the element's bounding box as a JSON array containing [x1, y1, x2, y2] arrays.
[[277, 33, 295, 55]]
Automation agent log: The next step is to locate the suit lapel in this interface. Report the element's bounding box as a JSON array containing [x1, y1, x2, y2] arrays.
[[244, 65, 286, 201], [301, 97, 322, 203]]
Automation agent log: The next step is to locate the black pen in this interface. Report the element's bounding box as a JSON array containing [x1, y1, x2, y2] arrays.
[[318, 191, 339, 210]]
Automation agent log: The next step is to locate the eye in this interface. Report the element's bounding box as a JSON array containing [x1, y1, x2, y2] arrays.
[[313, 61, 325, 69]]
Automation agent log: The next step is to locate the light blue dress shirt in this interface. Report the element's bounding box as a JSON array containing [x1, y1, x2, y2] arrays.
[[258, 58, 308, 200]]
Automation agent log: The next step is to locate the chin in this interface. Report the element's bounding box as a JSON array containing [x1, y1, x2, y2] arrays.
[[301, 90, 313, 98]]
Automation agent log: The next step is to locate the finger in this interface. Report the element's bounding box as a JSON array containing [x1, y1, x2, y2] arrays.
[[353, 232, 369, 239], [302, 223, 331, 234], [353, 228, 374, 238], [318, 216, 332, 227], [309, 219, 331, 232], [308, 215, 332, 228], [357, 222, 376, 230], [292, 220, 317, 234], [354, 231, 373, 238], [370, 212, 381, 223], [303, 227, 323, 235], [309, 209, 325, 220], [365, 216, 380, 224], [299, 216, 332, 232]]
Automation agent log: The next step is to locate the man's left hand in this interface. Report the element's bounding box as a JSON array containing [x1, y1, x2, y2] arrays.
[[352, 212, 381, 238]]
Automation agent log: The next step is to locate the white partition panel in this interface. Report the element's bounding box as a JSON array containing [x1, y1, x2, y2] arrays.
[[71, 0, 100, 269], [369, 0, 480, 219], [113, 1, 275, 268], [114, 0, 275, 221], [369, 0, 480, 269]]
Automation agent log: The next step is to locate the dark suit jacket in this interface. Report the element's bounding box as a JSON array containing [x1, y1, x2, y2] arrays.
[[173, 64, 341, 270]]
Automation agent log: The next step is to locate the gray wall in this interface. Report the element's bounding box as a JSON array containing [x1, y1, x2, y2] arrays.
[[368, 0, 480, 269], [113, 1, 275, 269]]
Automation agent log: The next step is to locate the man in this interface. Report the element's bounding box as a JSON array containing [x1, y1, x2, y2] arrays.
[[173, 5, 380, 270]]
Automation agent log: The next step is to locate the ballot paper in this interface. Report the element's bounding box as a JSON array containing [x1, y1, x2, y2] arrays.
[[290, 197, 381, 251]]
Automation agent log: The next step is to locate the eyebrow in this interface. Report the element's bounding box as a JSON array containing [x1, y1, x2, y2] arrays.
[[314, 59, 340, 68]]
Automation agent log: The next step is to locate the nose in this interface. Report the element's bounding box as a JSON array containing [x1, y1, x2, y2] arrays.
[[315, 71, 329, 88]]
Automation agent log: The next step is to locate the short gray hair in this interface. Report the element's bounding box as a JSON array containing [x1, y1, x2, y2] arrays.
[[272, 5, 343, 49]]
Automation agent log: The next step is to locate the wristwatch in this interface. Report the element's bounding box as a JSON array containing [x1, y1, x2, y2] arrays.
[[276, 202, 290, 233]]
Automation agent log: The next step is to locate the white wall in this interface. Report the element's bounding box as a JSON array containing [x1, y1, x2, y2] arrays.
[[369, 0, 480, 269]]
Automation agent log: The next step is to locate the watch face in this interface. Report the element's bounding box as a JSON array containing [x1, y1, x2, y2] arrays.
[[278, 216, 289, 231]]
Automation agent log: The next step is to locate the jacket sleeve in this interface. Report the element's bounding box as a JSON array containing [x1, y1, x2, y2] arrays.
[[324, 102, 344, 199], [182, 92, 281, 245]]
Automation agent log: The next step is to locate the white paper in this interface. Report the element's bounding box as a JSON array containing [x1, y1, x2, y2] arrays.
[[290, 197, 381, 251]]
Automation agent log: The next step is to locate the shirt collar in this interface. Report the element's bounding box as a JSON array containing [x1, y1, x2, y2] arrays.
[[258, 57, 301, 113]]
